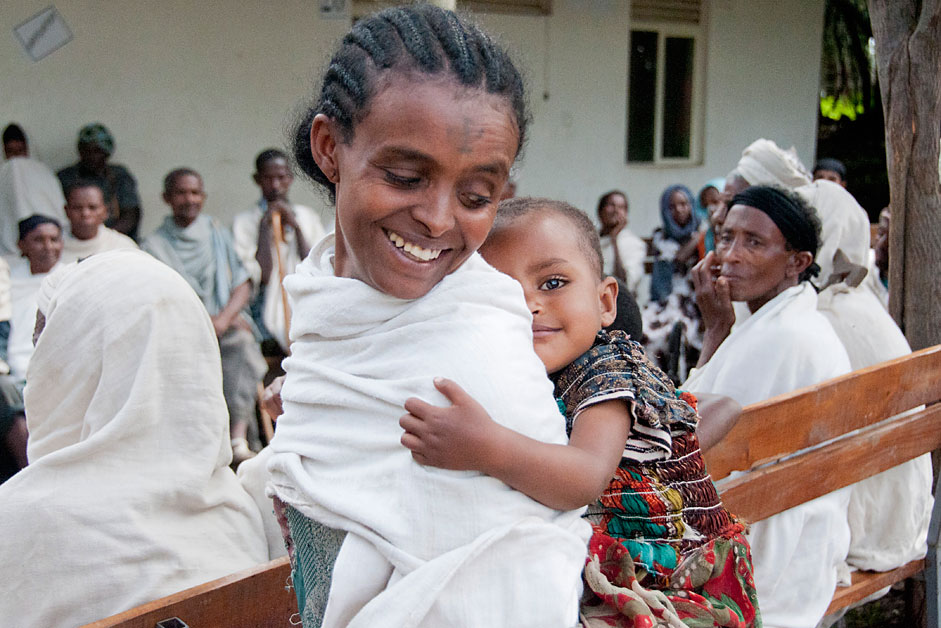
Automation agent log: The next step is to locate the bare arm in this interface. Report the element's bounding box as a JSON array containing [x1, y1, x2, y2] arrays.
[[694, 392, 742, 452], [111, 206, 141, 239], [212, 280, 252, 336], [400, 378, 628, 511]]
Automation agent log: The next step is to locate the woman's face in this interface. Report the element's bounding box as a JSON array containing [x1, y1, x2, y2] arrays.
[[669, 190, 693, 226], [313, 77, 519, 300]]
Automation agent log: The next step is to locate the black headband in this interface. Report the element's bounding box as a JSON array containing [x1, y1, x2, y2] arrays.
[[18, 214, 60, 241], [730, 186, 820, 267]]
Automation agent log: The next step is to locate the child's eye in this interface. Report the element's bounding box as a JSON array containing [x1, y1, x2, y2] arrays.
[[383, 170, 421, 188], [540, 277, 566, 290]]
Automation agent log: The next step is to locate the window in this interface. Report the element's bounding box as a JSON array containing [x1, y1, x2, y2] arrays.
[[627, 1, 704, 165]]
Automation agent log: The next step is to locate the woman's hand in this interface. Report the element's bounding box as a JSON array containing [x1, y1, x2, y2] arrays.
[[692, 252, 734, 366], [400, 378, 504, 473]]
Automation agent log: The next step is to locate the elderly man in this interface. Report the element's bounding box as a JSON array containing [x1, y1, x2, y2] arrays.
[[0, 124, 66, 257], [57, 123, 142, 240], [143, 169, 266, 463], [60, 181, 138, 264], [685, 186, 852, 628]]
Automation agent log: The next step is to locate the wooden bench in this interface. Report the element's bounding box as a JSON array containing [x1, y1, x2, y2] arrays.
[[82, 557, 296, 628], [88, 347, 941, 627], [703, 344, 941, 623]]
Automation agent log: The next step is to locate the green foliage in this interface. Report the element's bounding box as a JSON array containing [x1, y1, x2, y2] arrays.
[[820, 94, 865, 120]]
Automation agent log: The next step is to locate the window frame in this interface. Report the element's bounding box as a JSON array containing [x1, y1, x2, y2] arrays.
[[626, 21, 706, 167]]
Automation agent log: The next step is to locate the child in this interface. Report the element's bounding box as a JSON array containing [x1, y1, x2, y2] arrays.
[[266, 7, 590, 628], [402, 198, 761, 628]]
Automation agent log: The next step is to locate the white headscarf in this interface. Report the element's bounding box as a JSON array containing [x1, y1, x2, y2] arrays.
[[736, 138, 813, 189], [0, 250, 267, 627]]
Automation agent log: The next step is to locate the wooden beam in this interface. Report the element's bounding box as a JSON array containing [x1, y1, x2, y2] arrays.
[[825, 559, 925, 615]]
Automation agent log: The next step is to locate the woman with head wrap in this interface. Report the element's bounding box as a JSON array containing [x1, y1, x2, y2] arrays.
[[641, 184, 703, 382], [697, 177, 727, 255], [684, 185, 852, 628], [0, 250, 268, 627]]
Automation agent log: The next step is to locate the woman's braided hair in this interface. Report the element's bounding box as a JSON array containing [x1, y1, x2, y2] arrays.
[[292, 4, 529, 200]]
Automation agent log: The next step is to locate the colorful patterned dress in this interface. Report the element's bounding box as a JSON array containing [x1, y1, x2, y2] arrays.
[[553, 331, 760, 628]]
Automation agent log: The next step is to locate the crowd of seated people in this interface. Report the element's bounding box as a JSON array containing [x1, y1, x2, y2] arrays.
[[0, 13, 932, 624]]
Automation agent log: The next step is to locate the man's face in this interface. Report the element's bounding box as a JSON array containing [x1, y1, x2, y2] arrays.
[[254, 158, 294, 203], [18, 223, 62, 274], [4, 140, 27, 159], [78, 142, 109, 172], [813, 169, 845, 187], [163, 174, 205, 228]]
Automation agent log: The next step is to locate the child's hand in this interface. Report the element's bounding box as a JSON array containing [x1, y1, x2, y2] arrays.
[[400, 377, 503, 472]]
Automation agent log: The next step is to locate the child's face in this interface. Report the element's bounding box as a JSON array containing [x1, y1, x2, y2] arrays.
[[481, 212, 617, 374], [311, 77, 519, 300], [65, 186, 108, 239]]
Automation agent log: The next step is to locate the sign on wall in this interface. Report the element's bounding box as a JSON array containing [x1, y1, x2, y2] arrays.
[[14, 5, 72, 62]]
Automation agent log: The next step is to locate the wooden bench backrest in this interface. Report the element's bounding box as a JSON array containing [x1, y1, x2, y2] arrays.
[[82, 557, 295, 628], [704, 345, 941, 522]]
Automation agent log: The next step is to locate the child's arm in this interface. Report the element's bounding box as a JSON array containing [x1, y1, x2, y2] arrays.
[[400, 377, 629, 511], [694, 392, 743, 452]]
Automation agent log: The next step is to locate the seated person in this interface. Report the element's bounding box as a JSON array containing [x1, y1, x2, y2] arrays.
[[232, 149, 325, 355], [57, 123, 142, 240], [0, 124, 66, 257], [864, 207, 890, 309], [805, 181, 932, 576], [685, 185, 852, 628], [813, 157, 847, 187], [401, 198, 759, 627], [596, 190, 646, 299], [8, 215, 62, 381], [60, 180, 138, 264], [0, 250, 267, 627], [143, 169, 266, 462]]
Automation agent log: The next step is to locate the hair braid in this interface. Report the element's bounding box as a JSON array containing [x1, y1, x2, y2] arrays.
[[291, 4, 529, 201]]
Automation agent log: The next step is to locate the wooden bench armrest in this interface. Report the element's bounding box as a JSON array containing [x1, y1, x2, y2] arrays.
[[82, 557, 294, 628]]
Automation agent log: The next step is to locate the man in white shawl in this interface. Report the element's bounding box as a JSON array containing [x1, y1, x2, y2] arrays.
[[0, 250, 268, 627], [803, 181, 932, 576], [143, 168, 266, 460], [232, 149, 325, 353], [60, 180, 138, 264], [685, 185, 852, 628], [597, 190, 647, 299], [0, 124, 67, 258]]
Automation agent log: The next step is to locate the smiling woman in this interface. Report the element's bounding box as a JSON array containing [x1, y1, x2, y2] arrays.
[[266, 6, 592, 628]]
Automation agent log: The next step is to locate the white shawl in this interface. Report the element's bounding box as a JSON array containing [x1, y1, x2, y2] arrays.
[[600, 228, 647, 296], [684, 283, 852, 628], [267, 236, 590, 627], [735, 139, 813, 189], [60, 225, 138, 264], [0, 157, 67, 257], [0, 250, 268, 628], [6, 258, 56, 379], [804, 181, 932, 573]]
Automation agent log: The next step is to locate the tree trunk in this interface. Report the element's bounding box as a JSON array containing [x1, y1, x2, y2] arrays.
[[868, 0, 941, 350]]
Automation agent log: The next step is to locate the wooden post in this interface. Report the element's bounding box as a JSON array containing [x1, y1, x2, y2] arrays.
[[868, 0, 941, 350]]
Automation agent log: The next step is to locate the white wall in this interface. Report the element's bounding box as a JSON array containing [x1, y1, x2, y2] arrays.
[[479, 0, 826, 236], [1, 0, 824, 239], [1, 1, 348, 236]]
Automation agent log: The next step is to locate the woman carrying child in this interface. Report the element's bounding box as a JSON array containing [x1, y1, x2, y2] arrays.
[[404, 198, 760, 627], [266, 6, 590, 627]]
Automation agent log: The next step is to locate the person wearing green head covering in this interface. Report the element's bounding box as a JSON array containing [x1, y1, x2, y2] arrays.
[[57, 122, 142, 240]]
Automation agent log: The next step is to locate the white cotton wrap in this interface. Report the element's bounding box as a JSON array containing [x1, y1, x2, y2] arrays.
[[267, 235, 590, 627]]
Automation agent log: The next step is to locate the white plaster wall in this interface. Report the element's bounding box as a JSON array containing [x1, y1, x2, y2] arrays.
[[480, 0, 826, 237], [1, 1, 348, 236], [1, 0, 824, 240]]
